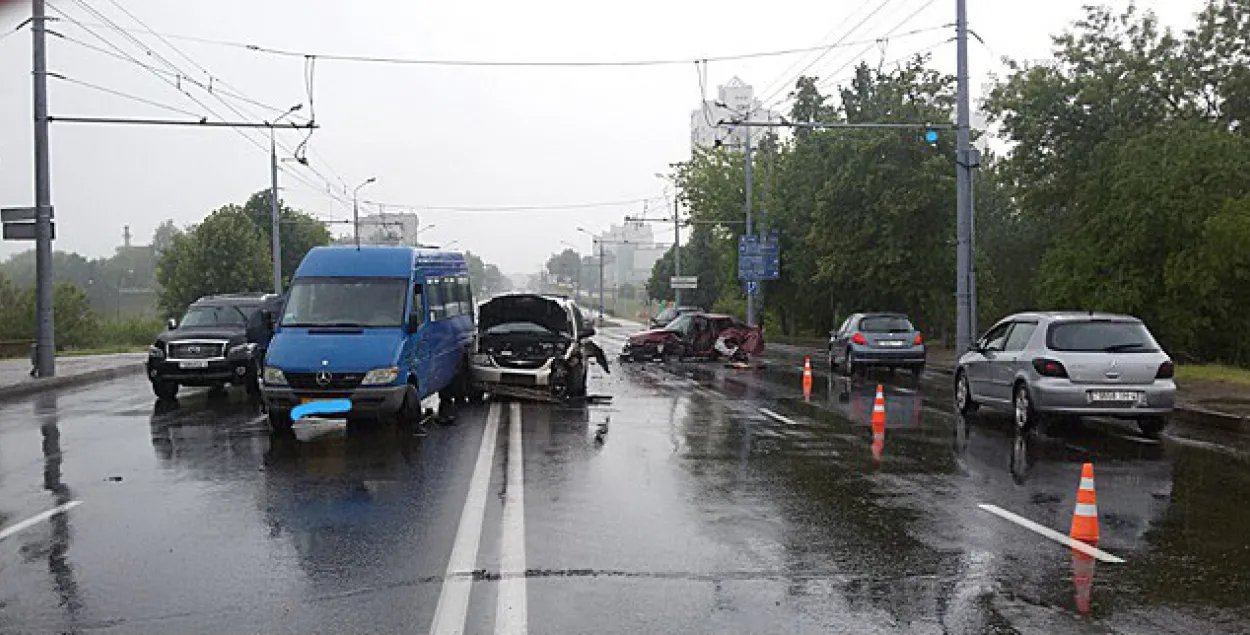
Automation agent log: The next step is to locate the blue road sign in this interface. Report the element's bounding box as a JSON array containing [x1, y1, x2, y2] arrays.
[[738, 233, 780, 281], [925, 129, 939, 143]]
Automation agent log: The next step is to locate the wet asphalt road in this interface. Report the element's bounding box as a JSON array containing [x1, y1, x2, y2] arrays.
[[1, 325, 1249, 634]]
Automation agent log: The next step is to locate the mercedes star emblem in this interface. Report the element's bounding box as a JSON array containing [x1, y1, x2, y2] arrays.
[[315, 370, 332, 387]]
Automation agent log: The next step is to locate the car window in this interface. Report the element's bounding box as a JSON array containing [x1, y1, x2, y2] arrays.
[[1003, 321, 1038, 352], [860, 316, 914, 332], [981, 322, 1013, 351], [835, 317, 851, 336], [180, 304, 250, 328], [1047, 320, 1160, 353], [666, 314, 693, 334]]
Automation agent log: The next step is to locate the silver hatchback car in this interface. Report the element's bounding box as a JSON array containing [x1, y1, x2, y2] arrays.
[[955, 312, 1176, 437]]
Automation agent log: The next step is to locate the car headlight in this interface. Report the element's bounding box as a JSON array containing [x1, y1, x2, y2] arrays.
[[361, 366, 400, 386], [262, 367, 287, 386], [148, 345, 164, 359], [228, 343, 257, 357], [471, 353, 493, 366]]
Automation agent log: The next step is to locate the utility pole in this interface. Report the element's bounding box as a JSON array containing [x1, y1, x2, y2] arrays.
[[955, 0, 977, 355], [352, 177, 376, 249], [598, 240, 605, 321], [269, 130, 283, 294], [31, 0, 55, 378], [672, 193, 682, 306], [743, 123, 756, 327]]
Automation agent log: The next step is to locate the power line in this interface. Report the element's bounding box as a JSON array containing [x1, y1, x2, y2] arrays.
[[55, 34, 311, 120], [754, 2, 880, 100], [357, 196, 667, 213], [0, 19, 28, 44], [47, 73, 205, 117], [53, 18, 955, 67], [811, 0, 942, 86], [758, 0, 898, 106], [51, 3, 354, 210], [812, 36, 952, 95]]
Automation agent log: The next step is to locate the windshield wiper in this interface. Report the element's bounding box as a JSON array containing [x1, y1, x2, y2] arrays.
[[1102, 342, 1148, 352]]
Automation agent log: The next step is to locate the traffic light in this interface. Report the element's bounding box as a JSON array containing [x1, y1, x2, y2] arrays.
[[924, 129, 939, 144]]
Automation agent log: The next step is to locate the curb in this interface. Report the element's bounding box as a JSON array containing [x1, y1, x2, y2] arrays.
[[0, 362, 146, 404]]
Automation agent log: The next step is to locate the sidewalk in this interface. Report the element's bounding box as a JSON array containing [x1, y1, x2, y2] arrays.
[[0, 353, 148, 403], [766, 339, 1250, 431]]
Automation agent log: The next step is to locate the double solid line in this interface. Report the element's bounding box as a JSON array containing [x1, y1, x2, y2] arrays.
[[430, 401, 528, 635]]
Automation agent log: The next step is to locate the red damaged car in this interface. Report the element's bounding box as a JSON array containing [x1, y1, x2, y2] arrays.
[[620, 312, 764, 362]]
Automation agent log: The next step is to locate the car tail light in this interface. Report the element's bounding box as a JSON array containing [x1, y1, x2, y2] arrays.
[[851, 332, 867, 345], [913, 333, 923, 345], [1156, 360, 1174, 379], [1032, 358, 1069, 378]]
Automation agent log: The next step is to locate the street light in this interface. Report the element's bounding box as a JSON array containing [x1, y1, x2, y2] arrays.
[[352, 176, 377, 249], [577, 227, 606, 320], [654, 172, 683, 306], [269, 103, 303, 294]]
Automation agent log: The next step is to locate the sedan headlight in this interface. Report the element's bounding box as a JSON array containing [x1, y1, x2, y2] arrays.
[[471, 353, 493, 366], [262, 367, 287, 386], [148, 345, 164, 359], [361, 366, 400, 386]]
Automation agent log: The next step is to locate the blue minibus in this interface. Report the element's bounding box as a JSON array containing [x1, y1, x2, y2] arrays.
[[260, 245, 476, 430]]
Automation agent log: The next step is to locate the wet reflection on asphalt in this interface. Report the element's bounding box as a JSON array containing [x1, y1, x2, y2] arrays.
[[0, 326, 1246, 634]]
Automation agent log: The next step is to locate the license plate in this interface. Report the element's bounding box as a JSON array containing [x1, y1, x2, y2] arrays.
[[178, 360, 209, 369], [1089, 390, 1140, 403], [877, 340, 905, 347]]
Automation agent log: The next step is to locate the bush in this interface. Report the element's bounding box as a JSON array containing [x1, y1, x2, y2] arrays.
[[97, 317, 164, 348]]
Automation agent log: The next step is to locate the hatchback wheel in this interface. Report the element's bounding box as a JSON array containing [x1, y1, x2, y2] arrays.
[[955, 371, 977, 415], [1014, 384, 1037, 430], [843, 349, 856, 377], [1138, 415, 1167, 439]]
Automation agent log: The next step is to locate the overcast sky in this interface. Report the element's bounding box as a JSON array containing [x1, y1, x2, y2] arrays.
[[0, 0, 1202, 274]]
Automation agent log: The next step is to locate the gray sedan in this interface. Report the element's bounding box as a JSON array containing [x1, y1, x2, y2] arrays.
[[955, 312, 1176, 437]]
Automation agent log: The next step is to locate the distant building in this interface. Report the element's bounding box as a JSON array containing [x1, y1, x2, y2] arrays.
[[357, 211, 423, 246], [690, 77, 783, 154], [586, 221, 667, 290]]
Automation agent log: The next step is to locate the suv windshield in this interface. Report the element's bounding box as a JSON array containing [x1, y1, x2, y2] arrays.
[[1047, 320, 1160, 352], [860, 316, 913, 333], [281, 278, 408, 328], [180, 304, 253, 328]]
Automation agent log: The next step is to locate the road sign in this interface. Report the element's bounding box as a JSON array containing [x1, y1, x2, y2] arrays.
[[2, 222, 55, 241], [670, 276, 698, 289], [737, 232, 780, 281], [746, 281, 760, 296], [1, 206, 53, 222]]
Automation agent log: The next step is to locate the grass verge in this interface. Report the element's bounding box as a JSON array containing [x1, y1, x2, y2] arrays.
[[1177, 363, 1250, 386]]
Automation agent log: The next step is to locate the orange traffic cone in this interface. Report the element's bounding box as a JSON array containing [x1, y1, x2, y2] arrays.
[[802, 358, 813, 400], [871, 384, 886, 461], [1070, 463, 1099, 544]]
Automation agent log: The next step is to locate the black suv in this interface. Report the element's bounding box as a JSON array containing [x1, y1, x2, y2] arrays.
[[146, 293, 282, 400]]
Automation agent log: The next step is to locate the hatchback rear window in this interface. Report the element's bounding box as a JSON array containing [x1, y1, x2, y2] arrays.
[[1047, 320, 1160, 353], [860, 316, 913, 332]]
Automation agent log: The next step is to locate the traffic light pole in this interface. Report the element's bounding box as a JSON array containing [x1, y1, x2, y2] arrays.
[[31, 0, 55, 378]]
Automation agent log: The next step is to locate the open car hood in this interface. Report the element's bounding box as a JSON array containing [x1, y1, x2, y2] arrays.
[[479, 295, 571, 335]]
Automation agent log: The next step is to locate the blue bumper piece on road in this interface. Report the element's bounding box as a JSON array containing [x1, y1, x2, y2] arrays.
[[291, 398, 353, 422]]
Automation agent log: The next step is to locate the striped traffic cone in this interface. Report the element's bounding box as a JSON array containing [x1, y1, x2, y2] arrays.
[[1070, 462, 1100, 544], [871, 384, 886, 461], [802, 358, 813, 400]]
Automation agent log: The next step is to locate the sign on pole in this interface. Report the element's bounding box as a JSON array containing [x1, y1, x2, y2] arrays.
[[737, 230, 780, 281], [2, 222, 55, 241], [670, 276, 698, 289], [1, 206, 53, 222]]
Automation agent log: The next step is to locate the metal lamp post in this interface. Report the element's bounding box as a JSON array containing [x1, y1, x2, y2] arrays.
[[352, 177, 377, 248], [268, 103, 303, 294]]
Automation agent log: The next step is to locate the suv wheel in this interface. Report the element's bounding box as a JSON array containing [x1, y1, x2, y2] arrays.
[[1014, 383, 1037, 430], [152, 380, 179, 400]]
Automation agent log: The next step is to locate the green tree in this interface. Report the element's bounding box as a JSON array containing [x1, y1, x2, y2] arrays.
[[156, 207, 270, 317], [0, 276, 99, 349], [545, 249, 582, 285], [238, 190, 332, 288]]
